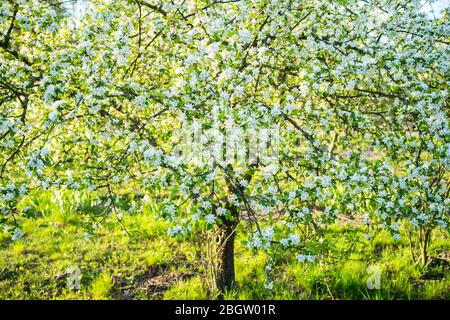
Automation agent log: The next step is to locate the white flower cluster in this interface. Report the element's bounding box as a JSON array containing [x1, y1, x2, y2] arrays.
[[297, 254, 317, 263], [167, 224, 191, 237]]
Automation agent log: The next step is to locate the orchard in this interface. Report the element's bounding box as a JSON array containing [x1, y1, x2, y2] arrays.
[[0, 0, 449, 299]]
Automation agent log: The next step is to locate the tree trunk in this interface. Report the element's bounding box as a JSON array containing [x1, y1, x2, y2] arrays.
[[204, 204, 239, 295], [215, 224, 236, 292], [420, 228, 431, 266]]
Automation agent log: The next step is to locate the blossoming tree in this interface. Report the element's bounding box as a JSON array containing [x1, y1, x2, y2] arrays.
[[1, 0, 448, 292]]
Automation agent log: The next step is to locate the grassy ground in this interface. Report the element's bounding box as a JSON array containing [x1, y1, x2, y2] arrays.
[[0, 190, 448, 299]]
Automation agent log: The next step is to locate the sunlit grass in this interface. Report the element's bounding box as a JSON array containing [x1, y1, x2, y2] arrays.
[[0, 190, 448, 300]]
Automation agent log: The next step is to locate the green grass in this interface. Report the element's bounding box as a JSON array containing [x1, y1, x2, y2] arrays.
[[0, 190, 448, 300]]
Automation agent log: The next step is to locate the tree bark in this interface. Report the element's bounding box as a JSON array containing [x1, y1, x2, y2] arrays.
[[214, 223, 236, 292], [420, 228, 431, 266], [205, 203, 239, 295]]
